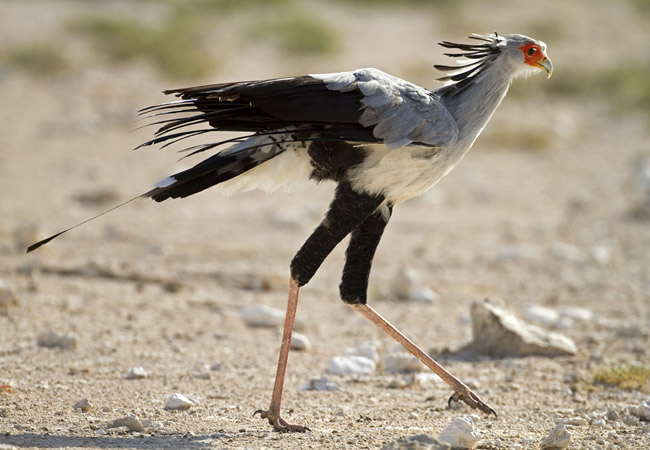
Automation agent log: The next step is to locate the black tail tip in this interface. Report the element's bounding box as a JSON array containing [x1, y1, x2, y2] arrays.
[[26, 232, 65, 253]]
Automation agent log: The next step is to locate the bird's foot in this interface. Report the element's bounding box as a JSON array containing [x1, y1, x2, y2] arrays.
[[253, 409, 310, 432], [448, 388, 498, 417]]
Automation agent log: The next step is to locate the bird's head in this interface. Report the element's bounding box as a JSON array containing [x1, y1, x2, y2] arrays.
[[435, 33, 553, 85], [498, 33, 553, 79]]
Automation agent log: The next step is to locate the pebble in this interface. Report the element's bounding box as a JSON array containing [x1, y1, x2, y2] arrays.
[[36, 330, 78, 350], [540, 423, 571, 449], [327, 355, 376, 375], [438, 415, 481, 449], [467, 298, 577, 357], [74, 397, 92, 413], [343, 343, 379, 363], [165, 393, 199, 410], [106, 414, 145, 432], [560, 417, 588, 426], [125, 366, 148, 379], [382, 350, 423, 373], [381, 433, 451, 450], [238, 305, 285, 327], [300, 376, 340, 391], [0, 280, 19, 316], [290, 332, 311, 351], [524, 304, 560, 327], [391, 266, 438, 302]]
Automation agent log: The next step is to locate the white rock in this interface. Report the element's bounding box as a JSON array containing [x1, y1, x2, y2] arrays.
[[125, 367, 148, 379], [391, 266, 419, 299], [591, 242, 612, 265], [560, 417, 588, 426], [391, 267, 438, 302], [468, 299, 577, 357], [327, 355, 376, 375], [300, 376, 340, 391], [37, 330, 78, 349], [343, 343, 379, 363], [95, 428, 106, 435], [74, 397, 92, 413], [439, 415, 481, 449], [409, 286, 438, 303], [383, 351, 424, 373], [540, 423, 571, 449], [165, 393, 198, 410], [107, 414, 145, 432], [290, 332, 311, 351], [238, 305, 285, 327], [524, 304, 560, 327], [557, 306, 594, 322], [0, 280, 19, 316], [636, 400, 650, 421]]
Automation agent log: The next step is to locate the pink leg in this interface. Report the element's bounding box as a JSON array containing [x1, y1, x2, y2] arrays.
[[351, 303, 497, 416], [254, 278, 309, 431]]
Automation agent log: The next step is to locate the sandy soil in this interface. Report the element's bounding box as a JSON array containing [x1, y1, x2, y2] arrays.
[[1, 1, 649, 449]]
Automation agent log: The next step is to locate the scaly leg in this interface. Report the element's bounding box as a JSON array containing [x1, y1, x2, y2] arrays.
[[254, 277, 308, 431], [351, 303, 497, 416], [255, 183, 385, 432]]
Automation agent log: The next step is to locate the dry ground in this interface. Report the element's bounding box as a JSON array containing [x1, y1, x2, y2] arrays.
[[1, 1, 649, 449]]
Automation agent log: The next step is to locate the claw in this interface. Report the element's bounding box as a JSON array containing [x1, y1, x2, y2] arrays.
[[448, 391, 498, 418], [253, 408, 310, 432]]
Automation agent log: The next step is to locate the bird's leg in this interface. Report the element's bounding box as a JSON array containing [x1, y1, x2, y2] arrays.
[[351, 304, 497, 416], [254, 277, 307, 432], [255, 182, 385, 432], [340, 209, 496, 417]]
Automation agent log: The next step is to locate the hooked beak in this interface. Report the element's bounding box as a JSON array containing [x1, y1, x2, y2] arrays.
[[537, 57, 553, 79]]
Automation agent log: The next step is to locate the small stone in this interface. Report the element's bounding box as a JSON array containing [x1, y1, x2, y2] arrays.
[[343, 343, 379, 363], [390, 267, 439, 303], [540, 423, 571, 449], [194, 371, 210, 380], [107, 414, 145, 432], [524, 304, 560, 327], [125, 367, 148, 379], [560, 417, 588, 426], [383, 351, 424, 373], [95, 428, 106, 435], [439, 415, 481, 449], [74, 397, 92, 413], [466, 298, 577, 357], [300, 376, 340, 391], [557, 306, 594, 322], [327, 355, 376, 375], [210, 361, 222, 371], [37, 330, 78, 350], [409, 286, 438, 303], [381, 433, 451, 450], [631, 400, 650, 421], [0, 280, 19, 316], [238, 305, 285, 327], [165, 393, 199, 410], [290, 332, 311, 351]]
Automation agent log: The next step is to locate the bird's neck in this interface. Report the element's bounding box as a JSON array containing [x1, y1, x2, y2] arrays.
[[440, 60, 514, 149]]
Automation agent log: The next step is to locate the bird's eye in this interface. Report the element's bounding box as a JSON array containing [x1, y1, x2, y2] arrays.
[[526, 47, 537, 57]]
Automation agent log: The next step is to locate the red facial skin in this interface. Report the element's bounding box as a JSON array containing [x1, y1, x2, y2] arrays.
[[520, 42, 547, 68]]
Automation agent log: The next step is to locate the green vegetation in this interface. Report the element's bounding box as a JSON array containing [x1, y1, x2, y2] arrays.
[[593, 365, 650, 390], [1, 43, 69, 76], [248, 12, 340, 56], [68, 14, 213, 79]]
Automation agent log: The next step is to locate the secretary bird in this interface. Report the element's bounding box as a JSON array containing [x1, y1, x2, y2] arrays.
[[28, 32, 553, 431]]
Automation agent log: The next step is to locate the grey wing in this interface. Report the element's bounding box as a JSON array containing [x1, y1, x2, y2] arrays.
[[310, 68, 458, 149]]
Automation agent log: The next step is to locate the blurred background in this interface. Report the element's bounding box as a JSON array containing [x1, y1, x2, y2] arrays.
[[1, 0, 649, 446]]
